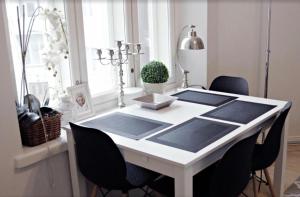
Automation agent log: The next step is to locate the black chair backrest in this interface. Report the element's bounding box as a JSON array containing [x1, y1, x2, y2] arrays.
[[257, 101, 292, 169], [69, 122, 127, 188], [209, 75, 249, 95], [208, 129, 261, 197]]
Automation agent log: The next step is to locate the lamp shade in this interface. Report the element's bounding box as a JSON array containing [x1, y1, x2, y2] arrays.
[[180, 29, 204, 50]]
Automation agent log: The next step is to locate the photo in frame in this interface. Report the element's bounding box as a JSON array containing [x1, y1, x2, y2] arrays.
[[67, 83, 94, 120]]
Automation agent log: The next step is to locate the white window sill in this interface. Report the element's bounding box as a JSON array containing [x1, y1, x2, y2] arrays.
[[14, 130, 68, 169]]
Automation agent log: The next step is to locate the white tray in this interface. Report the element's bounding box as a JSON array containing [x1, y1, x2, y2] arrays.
[[133, 93, 177, 110]]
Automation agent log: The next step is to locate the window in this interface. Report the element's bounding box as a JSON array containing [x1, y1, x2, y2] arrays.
[[6, 0, 71, 106], [81, 0, 126, 97], [6, 0, 175, 110], [68, 0, 174, 104], [137, 0, 175, 83]]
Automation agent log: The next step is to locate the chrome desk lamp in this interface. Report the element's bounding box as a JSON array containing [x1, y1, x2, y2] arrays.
[[176, 25, 205, 88]]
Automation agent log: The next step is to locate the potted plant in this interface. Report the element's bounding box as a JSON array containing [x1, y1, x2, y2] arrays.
[[141, 60, 169, 94]]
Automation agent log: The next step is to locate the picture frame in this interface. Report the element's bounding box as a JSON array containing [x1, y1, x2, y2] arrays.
[[67, 83, 94, 120]]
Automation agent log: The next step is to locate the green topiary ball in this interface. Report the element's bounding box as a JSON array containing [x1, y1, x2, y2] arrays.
[[141, 61, 169, 83]]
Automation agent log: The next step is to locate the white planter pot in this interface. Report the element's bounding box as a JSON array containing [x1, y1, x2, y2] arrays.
[[143, 82, 165, 94]]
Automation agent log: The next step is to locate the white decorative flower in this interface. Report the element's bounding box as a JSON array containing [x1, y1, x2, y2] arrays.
[[39, 7, 69, 77]]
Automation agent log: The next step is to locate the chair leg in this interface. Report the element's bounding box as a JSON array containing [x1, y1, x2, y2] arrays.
[[141, 186, 151, 197], [91, 185, 98, 197], [253, 171, 268, 191], [241, 192, 249, 197], [121, 192, 129, 197], [252, 175, 258, 197], [258, 169, 263, 192], [264, 168, 276, 197]]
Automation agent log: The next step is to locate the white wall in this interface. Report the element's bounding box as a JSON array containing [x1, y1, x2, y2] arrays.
[[207, 0, 262, 95], [207, 0, 300, 139], [266, 1, 300, 139], [0, 2, 72, 196]]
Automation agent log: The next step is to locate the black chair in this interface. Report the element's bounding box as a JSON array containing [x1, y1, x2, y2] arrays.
[[69, 122, 160, 197], [149, 128, 261, 197], [251, 101, 292, 197], [209, 75, 249, 95]]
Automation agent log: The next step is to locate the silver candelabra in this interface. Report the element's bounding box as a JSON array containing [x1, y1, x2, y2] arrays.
[[96, 41, 142, 108]]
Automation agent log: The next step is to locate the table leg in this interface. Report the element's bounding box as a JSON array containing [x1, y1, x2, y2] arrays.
[[66, 130, 87, 196], [274, 123, 288, 197], [174, 167, 193, 197]]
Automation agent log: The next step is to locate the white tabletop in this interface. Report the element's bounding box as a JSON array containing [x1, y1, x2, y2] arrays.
[[76, 88, 287, 167]]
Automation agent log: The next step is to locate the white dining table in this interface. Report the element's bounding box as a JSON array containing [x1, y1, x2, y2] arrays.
[[65, 88, 288, 197]]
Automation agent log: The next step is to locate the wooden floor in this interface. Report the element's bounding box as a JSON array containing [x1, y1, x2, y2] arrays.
[[243, 144, 300, 197]]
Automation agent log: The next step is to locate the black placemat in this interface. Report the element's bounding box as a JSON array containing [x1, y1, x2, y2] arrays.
[[172, 90, 237, 106], [202, 100, 276, 124], [81, 112, 172, 140], [147, 118, 239, 153]]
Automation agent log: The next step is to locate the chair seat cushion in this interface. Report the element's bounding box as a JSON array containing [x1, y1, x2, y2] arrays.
[[125, 162, 160, 188], [149, 164, 216, 197], [149, 176, 175, 197], [252, 144, 271, 171], [99, 162, 160, 191]]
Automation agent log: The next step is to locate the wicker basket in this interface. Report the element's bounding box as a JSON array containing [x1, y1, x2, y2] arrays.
[[20, 111, 62, 147]]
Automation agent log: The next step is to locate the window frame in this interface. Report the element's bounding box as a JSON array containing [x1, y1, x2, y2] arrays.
[[65, 0, 126, 106], [6, 0, 177, 111], [5, 0, 71, 104], [65, 0, 177, 108], [133, 0, 176, 87]]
